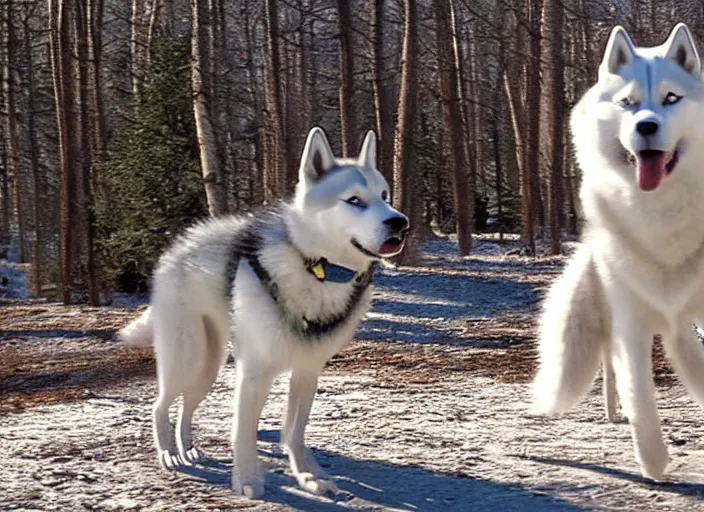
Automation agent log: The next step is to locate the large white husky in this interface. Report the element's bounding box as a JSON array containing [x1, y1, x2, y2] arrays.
[[532, 23, 704, 479], [119, 127, 408, 498]]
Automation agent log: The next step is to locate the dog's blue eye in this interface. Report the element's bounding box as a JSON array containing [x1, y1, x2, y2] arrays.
[[381, 191, 389, 202], [663, 92, 682, 106], [345, 196, 365, 207], [619, 97, 637, 108]]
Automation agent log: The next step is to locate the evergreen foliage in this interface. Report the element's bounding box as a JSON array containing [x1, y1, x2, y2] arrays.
[[95, 39, 206, 292]]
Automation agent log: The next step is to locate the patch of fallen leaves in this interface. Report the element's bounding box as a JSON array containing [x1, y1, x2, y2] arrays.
[[1, 301, 152, 416], [1, 348, 154, 416], [396, 261, 563, 287], [1, 299, 143, 335], [331, 319, 676, 389], [330, 339, 537, 388], [0, 300, 677, 415]]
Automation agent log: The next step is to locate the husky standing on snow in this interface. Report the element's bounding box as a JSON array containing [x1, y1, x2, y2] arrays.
[[119, 127, 408, 498], [532, 23, 704, 480]]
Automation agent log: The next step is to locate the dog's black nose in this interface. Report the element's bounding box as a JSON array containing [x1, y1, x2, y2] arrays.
[[384, 216, 409, 232], [636, 120, 659, 136]]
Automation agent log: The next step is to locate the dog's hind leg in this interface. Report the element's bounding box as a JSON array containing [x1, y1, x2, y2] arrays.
[[153, 374, 181, 469], [231, 359, 275, 499], [282, 369, 337, 496], [533, 247, 606, 414], [176, 315, 227, 465], [602, 349, 620, 422], [611, 312, 668, 479], [151, 293, 212, 469], [151, 303, 186, 469], [665, 319, 704, 408]]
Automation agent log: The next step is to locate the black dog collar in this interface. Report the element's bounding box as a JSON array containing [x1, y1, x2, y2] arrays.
[[306, 258, 359, 283]]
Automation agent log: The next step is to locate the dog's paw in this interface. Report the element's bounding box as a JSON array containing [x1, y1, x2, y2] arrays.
[[302, 449, 329, 478], [295, 472, 338, 496], [284, 446, 329, 478], [179, 446, 206, 466], [158, 449, 181, 470], [636, 440, 669, 480], [233, 477, 265, 500], [605, 411, 627, 424]]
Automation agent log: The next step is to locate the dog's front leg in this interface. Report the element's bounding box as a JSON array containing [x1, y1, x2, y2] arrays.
[[611, 306, 668, 479], [666, 317, 704, 408], [231, 360, 274, 499], [282, 369, 337, 496]]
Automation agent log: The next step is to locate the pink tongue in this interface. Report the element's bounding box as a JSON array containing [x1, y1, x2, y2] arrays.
[[380, 239, 404, 254], [637, 152, 666, 192]]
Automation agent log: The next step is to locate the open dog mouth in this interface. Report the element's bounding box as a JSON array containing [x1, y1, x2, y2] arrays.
[[628, 146, 679, 192], [351, 235, 406, 259]]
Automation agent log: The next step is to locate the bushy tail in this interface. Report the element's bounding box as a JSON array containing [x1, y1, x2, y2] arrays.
[[119, 307, 154, 347], [532, 246, 607, 415]]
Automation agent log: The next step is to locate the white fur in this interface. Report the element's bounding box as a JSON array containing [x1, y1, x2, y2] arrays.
[[532, 24, 704, 480], [119, 127, 407, 498], [119, 306, 154, 347]]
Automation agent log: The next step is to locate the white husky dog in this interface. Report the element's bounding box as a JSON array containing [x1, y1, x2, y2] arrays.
[[119, 127, 408, 498], [532, 23, 704, 479]]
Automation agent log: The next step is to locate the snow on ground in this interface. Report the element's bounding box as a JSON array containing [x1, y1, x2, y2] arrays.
[[0, 232, 30, 299], [2, 235, 704, 511], [0, 260, 29, 299], [0, 260, 30, 299]]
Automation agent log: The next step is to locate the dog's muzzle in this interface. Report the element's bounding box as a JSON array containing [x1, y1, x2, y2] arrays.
[[350, 215, 409, 258], [379, 215, 409, 255]]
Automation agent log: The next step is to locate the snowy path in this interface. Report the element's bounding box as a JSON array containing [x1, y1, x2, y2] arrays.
[[3, 361, 704, 511]]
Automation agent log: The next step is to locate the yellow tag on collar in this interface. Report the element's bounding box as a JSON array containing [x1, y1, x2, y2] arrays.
[[310, 261, 326, 281]]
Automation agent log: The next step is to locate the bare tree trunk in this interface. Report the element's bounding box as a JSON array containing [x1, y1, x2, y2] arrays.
[[503, 71, 525, 186], [435, 0, 472, 255], [579, 0, 595, 83], [191, 0, 228, 216], [306, 5, 318, 121], [283, 8, 299, 188], [4, 0, 26, 263], [76, 0, 99, 305], [542, 0, 564, 254], [0, 144, 9, 248], [565, 146, 578, 234], [243, 0, 264, 205], [297, 0, 311, 131], [23, 6, 44, 295], [501, 76, 521, 194], [393, 0, 420, 265], [337, 0, 356, 157], [89, 0, 105, 156], [372, 0, 394, 184], [50, 0, 79, 303], [462, 36, 479, 202], [521, 0, 542, 255], [130, 0, 145, 102], [471, 29, 487, 198], [493, 116, 505, 240], [146, 0, 161, 68], [209, 0, 227, 167], [263, 0, 287, 200]]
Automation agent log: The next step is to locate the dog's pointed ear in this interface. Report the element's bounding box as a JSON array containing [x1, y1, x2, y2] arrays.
[[358, 130, 377, 169], [662, 23, 701, 76], [599, 26, 636, 78], [299, 127, 335, 181]]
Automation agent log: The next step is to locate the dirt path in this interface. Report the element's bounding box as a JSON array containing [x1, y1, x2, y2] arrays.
[[2, 236, 704, 511]]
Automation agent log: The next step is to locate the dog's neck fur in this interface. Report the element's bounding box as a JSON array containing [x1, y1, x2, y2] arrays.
[[283, 205, 376, 272], [227, 208, 374, 339]]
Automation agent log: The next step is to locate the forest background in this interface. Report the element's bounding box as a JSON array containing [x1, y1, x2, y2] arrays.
[[0, 0, 696, 304]]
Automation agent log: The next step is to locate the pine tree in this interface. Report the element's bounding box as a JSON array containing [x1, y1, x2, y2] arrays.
[[95, 39, 207, 292]]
